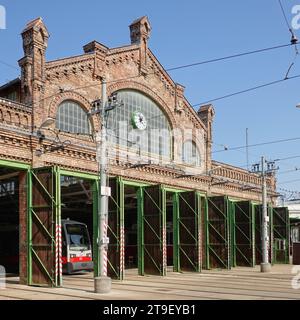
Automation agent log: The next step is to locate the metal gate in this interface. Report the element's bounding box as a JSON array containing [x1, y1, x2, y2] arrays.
[[29, 167, 60, 287], [176, 191, 201, 272], [142, 185, 166, 276], [206, 196, 230, 269], [107, 177, 123, 280], [233, 201, 255, 267], [272, 207, 289, 264]]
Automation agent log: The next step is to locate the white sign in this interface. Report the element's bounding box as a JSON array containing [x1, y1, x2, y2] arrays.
[[292, 265, 300, 290], [101, 186, 111, 197], [102, 237, 110, 245]]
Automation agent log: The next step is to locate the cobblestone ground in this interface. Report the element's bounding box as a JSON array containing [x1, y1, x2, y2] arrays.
[[0, 264, 299, 300]]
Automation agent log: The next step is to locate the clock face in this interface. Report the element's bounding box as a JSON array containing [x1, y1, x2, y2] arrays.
[[131, 112, 147, 130]]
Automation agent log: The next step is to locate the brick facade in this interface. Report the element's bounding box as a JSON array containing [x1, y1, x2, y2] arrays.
[[0, 16, 276, 201], [0, 17, 278, 283]]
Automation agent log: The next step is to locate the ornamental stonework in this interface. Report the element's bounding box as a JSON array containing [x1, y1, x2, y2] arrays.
[[0, 16, 277, 203]]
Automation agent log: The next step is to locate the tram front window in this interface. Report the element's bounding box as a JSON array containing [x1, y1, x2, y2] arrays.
[[66, 224, 90, 251]]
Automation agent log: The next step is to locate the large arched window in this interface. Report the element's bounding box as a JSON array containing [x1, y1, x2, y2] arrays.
[[182, 140, 201, 166], [106, 90, 172, 160], [56, 100, 91, 134]]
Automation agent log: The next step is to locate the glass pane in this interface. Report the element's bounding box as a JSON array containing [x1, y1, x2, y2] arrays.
[[182, 140, 201, 166], [106, 90, 171, 160], [56, 100, 91, 134]]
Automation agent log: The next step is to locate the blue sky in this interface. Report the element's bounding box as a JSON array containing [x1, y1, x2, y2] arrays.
[[1, 0, 300, 198]]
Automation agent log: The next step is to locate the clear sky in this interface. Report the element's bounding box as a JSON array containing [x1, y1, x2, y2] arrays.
[[1, 0, 300, 199]]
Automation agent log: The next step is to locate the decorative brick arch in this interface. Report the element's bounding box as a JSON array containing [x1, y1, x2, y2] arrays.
[[47, 91, 100, 130], [107, 80, 177, 130]]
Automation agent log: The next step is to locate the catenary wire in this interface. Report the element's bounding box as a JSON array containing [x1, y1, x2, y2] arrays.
[[193, 74, 300, 106]]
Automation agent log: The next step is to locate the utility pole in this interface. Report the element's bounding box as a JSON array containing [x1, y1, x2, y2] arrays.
[[260, 156, 271, 272], [95, 78, 111, 293], [89, 78, 122, 293], [252, 157, 277, 273]]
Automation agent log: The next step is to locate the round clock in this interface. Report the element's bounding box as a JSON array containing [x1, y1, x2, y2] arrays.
[[131, 111, 147, 130]]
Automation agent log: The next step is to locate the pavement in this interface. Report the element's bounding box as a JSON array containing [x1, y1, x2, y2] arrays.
[[0, 264, 299, 300]]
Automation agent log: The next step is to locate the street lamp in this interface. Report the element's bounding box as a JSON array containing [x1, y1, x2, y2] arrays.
[[35, 117, 72, 156], [36, 117, 56, 140]]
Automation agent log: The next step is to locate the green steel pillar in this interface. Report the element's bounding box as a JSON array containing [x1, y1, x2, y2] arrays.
[[137, 187, 144, 276]]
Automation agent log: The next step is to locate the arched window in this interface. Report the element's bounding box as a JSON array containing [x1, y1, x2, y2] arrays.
[[56, 100, 91, 134], [182, 140, 201, 166], [106, 90, 172, 160]]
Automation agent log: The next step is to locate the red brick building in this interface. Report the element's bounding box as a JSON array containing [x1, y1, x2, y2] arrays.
[[0, 17, 287, 287]]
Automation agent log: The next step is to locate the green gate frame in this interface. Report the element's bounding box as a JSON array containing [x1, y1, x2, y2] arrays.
[[271, 206, 290, 264], [174, 191, 204, 273], [120, 179, 149, 277], [28, 166, 60, 287], [141, 184, 167, 276], [231, 200, 255, 267], [163, 187, 193, 273], [59, 170, 99, 279], [106, 176, 124, 280], [206, 196, 231, 270]]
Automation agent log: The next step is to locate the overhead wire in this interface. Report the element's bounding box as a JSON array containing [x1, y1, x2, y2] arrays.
[[0, 41, 295, 104], [193, 74, 300, 106], [277, 0, 299, 79], [0, 60, 19, 70], [212, 136, 300, 154]]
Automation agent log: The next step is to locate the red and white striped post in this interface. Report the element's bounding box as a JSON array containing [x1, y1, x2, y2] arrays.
[[55, 224, 62, 286], [162, 226, 167, 276], [120, 226, 125, 278], [102, 221, 108, 276]]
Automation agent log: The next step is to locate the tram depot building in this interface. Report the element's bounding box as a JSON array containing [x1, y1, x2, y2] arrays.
[[0, 16, 290, 287]]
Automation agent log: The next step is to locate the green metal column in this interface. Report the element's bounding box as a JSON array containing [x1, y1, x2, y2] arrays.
[[27, 169, 32, 285], [230, 200, 236, 268], [55, 166, 62, 287], [287, 211, 290, 264], [93, 179, 100, 277], [269, 205, 274, 265], [227, 198, 232, 269], [173, 192, 180, 272], [204, 196, 210, 270], [197, 192, 204, 272], [251, 203, 256, 267], [137, 186, 144, 275]]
